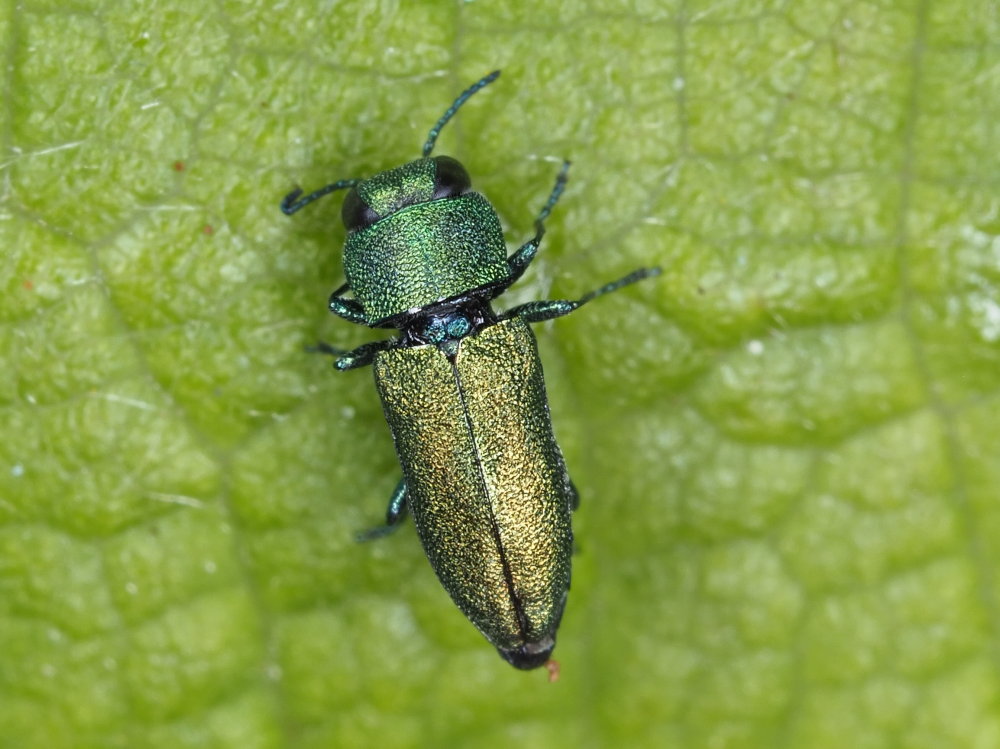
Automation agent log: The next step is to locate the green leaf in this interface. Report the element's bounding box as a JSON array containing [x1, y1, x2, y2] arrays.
[[2, 1, 999, 747]]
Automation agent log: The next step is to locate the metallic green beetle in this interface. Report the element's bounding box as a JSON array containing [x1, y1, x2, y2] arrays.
[[281, 71, 659, 670]]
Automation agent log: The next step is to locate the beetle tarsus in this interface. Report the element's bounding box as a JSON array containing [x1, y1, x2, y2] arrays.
[[355, 523, 402, 542]]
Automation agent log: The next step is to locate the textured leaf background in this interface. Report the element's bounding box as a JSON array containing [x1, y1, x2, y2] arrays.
[[2, 0, 999, 747]]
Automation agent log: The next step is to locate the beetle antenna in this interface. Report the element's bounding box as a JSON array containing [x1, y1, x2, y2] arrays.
[[422, 70, 501, 157], [281, 178, 360, 215]]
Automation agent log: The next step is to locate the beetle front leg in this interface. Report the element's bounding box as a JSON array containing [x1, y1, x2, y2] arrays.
[[501, 160, 571, 291], [328, 282, 369, 325], [356, 478, 409, 541]]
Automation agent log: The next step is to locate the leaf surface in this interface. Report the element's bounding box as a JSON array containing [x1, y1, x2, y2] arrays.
[[2, 1, 999, 747]]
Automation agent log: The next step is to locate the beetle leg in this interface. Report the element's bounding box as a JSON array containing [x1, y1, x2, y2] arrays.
[[500, 161, 572, 291], [335, 340, 398, 370], [504, 240, 540, 288], [385, 478, 409, 524], [568, 478, 580, 511], [308, 338, 397, 370], [503, 266, 662, 323], [503, 299, 577, 323], [356, 478, 409, 542], [329, 283, 369, 325]]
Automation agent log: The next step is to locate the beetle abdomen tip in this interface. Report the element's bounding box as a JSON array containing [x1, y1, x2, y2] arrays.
[[498, 636, 556, 670]]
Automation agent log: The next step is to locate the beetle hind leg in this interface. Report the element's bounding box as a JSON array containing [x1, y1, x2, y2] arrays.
[[356, 478, 409, 542], [568, 478, 580, 511]]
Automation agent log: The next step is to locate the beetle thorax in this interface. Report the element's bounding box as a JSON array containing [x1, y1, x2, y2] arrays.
[[342, 157, 511, 325], [400, 296, 498, 352]]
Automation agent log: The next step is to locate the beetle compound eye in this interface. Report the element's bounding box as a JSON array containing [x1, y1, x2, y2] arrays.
[[431, 156, 471, 200], [341, 188, 379, 232]]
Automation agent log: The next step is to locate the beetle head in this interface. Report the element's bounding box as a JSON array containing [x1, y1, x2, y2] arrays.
[[341, 156, 471, 233], [282, 71, 508, 325]]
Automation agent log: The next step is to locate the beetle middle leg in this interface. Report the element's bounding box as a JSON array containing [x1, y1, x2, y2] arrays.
[[501, 160, 571, 290], [308, 338, 397, 370], [503, 266, 662, 323], [356, 478, 409, 542]]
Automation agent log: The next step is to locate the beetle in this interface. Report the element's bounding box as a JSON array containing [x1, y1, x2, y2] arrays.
[[281, 71, 659, 670]]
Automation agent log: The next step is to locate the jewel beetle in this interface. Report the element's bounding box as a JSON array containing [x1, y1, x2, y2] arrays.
[[281, 71, 659, 670]]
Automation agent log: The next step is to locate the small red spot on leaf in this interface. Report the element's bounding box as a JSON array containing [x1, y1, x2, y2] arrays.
[[544, 658, 561, 683], [173, 160, 185, 172], [202, 224, 214, 235], [23, 279, 34, 290]]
